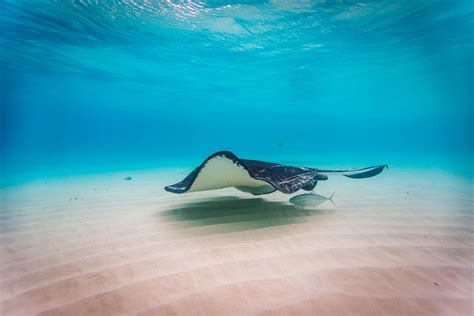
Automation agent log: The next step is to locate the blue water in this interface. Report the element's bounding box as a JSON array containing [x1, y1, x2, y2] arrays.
[[1, 0, 473, 186]]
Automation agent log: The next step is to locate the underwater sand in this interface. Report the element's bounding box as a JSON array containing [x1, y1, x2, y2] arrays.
[[0, 168, 472, 315]]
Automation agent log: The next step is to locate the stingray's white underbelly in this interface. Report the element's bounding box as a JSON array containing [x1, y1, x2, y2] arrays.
[[188, 156, 271, 193]]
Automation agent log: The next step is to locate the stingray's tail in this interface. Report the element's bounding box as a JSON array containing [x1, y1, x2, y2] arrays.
[[318, 165, 388, 179], [328, 192, 336, 207]]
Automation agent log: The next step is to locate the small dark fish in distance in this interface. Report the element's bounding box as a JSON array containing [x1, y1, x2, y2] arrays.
[[289, 192, 336, 208], [124, 176, 132, 180]]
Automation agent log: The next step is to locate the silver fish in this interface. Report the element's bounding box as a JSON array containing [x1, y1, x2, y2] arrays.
[[289, 192, 336, 208]]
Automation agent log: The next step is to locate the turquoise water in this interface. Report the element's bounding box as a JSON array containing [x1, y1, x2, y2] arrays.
[[1, 0, 473, 186]]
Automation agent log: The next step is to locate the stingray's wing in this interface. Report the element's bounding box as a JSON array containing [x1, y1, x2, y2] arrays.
[[317, 165, 388, 179], [164, 151, 326, 195]]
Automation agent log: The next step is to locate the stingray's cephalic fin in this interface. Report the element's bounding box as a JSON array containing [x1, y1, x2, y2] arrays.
[[317, 165, 388, 179]]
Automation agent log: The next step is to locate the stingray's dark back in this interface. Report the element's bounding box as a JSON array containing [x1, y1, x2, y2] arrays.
[[239, 159, 327, 194]]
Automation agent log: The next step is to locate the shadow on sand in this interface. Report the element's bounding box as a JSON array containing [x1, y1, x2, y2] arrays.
[[158, 196, 332, 233]]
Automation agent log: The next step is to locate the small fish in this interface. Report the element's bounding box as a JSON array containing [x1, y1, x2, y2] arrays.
[[289, 192, 336, 208], [124, 176, 132, 181]]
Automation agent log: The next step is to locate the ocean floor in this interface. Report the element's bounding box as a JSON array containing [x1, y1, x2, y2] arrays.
[[0, 167, 473, 315]]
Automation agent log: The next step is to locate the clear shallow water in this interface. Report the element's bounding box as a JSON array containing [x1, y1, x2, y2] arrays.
[[1, 0, 473, 186]]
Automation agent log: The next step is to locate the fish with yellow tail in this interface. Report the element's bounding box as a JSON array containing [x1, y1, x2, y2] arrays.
[[289, 192, 336, 208]]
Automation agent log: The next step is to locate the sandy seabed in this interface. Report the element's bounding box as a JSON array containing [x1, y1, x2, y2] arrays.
[[0, 167, 472, 315]]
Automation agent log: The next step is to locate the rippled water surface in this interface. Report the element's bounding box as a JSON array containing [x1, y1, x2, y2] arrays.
[[1, 1, 473, 183]]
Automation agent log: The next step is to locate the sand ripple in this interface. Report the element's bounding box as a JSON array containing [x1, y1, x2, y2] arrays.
[[1, 170, 472, 315]]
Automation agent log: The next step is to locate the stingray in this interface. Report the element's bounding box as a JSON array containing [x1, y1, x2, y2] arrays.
[[164, 151, 388, 195]]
